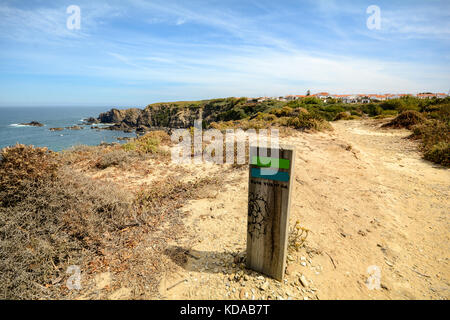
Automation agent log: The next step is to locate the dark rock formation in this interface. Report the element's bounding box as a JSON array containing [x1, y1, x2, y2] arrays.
[[49, 127, 64, 131], [116, 137, 133, 141], [98, 108, 142, 125], [20, 121, 44, 127], [65, 126, 83, 130], [82, 117, 100, 125]]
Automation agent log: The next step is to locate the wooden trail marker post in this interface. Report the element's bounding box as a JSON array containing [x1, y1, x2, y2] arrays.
[[246, 145, 295, 281]]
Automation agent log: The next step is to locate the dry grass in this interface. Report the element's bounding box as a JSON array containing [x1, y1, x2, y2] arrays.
[[62, 131, 171, 172], [382, 109, 449, 166], [122, 131, 171, 156], [288, 219, 310, 253], [0, 144, 59, 207], [95, 148, 139, 169], [0, 145, 136, 299], [382, 110, 425, 129], [61, 145, 142, 171], [0, 143, 221, 299]]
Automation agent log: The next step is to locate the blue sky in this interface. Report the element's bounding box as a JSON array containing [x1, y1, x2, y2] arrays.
[[0, 0, 449, 107]]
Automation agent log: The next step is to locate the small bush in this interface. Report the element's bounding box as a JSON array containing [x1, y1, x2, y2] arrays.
[[382, 110, 426, 129], [96, 149, 135, 169], [362, 104, 383, 116], [411, 119, 450, 166], [334, 112, 352, 121], [287, 113, 332, 131], [221, 106, 247, 121], [428, 104, 450, 122], [0, 144, 59, 207], [381, 109, 398, 116], [241, 120, 269, 130], [122, 131, 170, 156], [254, 112, 277, 122], [288, 220, 309, 253], [424, 142, 450, 166], [270, 106, 294, 117]]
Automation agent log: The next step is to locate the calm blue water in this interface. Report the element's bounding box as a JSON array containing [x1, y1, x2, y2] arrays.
[[0, 107, 136, 151]]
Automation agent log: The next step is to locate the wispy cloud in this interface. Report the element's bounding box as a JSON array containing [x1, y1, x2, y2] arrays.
[[0, 4, 83, 41], [380, 4, 450, 39], [0, 2, 122, 43]]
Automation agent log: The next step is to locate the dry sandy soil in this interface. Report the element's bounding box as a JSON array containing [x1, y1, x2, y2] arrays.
[[158, 118, 449, 300], [75, 118, 449, 300]]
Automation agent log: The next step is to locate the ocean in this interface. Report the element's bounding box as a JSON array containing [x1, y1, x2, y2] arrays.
[[0, 107, 136, 151]]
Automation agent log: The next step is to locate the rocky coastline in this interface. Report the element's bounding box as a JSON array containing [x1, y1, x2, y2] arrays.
[[92, 98, 249, 133]]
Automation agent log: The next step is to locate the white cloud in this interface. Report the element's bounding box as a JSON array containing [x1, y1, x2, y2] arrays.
[[88, 46, 450, 97]]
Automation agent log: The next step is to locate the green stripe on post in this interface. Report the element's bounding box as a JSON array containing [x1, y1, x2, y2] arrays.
[[251, 156, 290, 169]]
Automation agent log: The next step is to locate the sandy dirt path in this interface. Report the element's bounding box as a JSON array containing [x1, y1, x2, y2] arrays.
[[159, 119, 449, 300]]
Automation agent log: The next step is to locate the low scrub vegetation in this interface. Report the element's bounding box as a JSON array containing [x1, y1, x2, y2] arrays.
[[202, 96, 449, 131], [384, 103, 449, 166], [195, 96, 450, 165], [382, 110, 426, 129], [0, 143, 220, 299], [62, 145, 141, 170], [285, 113, 332, 131], [411, 116, 449, 166], [202, 96, 449, 165], [122, 131, 170, 156], [0, 145, 136, 299]]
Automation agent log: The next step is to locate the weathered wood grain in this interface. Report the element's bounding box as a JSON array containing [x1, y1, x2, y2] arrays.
[[246, 145, 295, 280]]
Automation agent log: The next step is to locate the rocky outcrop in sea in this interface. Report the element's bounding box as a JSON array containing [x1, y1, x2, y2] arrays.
[[20, 121, 44, 127]]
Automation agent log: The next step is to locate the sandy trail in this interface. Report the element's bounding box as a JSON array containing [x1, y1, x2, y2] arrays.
[[159, 118, 449, 300]]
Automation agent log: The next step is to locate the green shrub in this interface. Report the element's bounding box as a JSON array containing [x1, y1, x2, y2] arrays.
[[334, 112, 352, 121], [428, 104, 450, 122], [381, 109, 398, 116], [221, 106, 247, 121], [302, 97, 322, 105], [122, 131, 170, 156], [287, 113, 332, 131], [424, 142, 450, 166], [270, 106, 294, 117], [411, 118, 449, 166], [254, 112, 277, 121], [362, 103, 383, 116]]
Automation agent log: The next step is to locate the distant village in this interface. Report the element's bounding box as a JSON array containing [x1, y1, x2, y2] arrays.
[[247, 91, 449, 104]]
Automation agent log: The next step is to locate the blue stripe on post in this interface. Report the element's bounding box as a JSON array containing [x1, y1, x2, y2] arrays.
[[251, 168, 290, 182]]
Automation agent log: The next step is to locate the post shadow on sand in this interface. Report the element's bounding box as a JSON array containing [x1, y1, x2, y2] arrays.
[[164, 245, 266, 279]]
